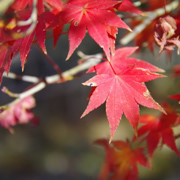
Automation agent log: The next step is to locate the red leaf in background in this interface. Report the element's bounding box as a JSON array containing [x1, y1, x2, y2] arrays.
[[19, 9, 57, 69], [169, 94, 180, 101], [173, 64, 180, 77], [0, 0, 63, 83], [61, 0, 130, 60], [116, 0, 144, 15], [0, 39, 23, 84], [11, 0, 31, 10], [81, 47, 165, 140], [45, 0, 63, 11], [141, 0, 172, 11], [96, 139, 150, 180], [129, 19, 156, 52], [0, 96, 37, 133], [0, 9, 59, 77], [137, 104, 180, 157]]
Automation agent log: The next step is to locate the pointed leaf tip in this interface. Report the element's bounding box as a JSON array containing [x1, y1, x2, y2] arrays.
[[43, 49, 47, 55], [22, 66, 24, 72], [66, 56, 70, 61]]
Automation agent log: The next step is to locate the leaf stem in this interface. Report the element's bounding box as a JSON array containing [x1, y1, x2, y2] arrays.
[[42, 50, 64, 82], [108, 61, 117, 74], [35, 44, 64, 82]]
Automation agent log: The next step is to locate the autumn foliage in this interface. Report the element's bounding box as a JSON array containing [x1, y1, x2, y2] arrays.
[[0, 0, 180, 179]]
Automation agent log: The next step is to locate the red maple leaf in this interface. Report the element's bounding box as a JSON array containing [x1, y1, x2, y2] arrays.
[[0, 0, 60, 82], [96, 139, 150, 180], [137, 104, 180, 157], [0, 2, 61, 80], [81, 47, 165, 139], [61, 0, 130, 60], [116, 0, 144, 15], [169, 94, 180, 101]]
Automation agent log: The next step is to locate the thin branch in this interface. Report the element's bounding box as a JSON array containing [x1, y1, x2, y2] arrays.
[[2, 53, 102, 108], [120, 0, 179, 45], [17, 0, 38, 36], [3, 72, 40, 83], [39, 47, 64, 81]]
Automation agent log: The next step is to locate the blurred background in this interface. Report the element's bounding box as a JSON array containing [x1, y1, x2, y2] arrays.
[[0, 27, 180, 180]]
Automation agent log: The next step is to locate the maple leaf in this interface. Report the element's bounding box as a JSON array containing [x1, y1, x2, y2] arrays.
[[137, 104, 180, 157], [95, 139, 150, 180], [20, 10, 59, 68], [61, 0, 130, 60], [0, 0, 64, 79], [169, 94, 180, 102], [116, 0, 144, 15], [0, 39, 23, 83], [129, 18, 156, 52], [0, 6, 58, 78], [81, 47, 165, 140], [0, 96, 37, 133]]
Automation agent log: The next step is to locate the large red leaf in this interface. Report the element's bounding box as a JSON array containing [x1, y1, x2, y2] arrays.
[[61, 0, 130, 60], [81, 47, 165, 139]]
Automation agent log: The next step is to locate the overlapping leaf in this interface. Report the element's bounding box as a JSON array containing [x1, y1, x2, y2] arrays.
[[61, 0, 130, 60], [0, 1, 62, 83], [169, 94, 180, 102], [137, 104, 180, 157], [116, 0, 144, 15], [96, 139, 150, 180], [81, 47, 165, 139]]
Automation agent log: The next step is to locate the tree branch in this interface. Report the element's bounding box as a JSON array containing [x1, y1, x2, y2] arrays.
[[1, 53, 102, 109]]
